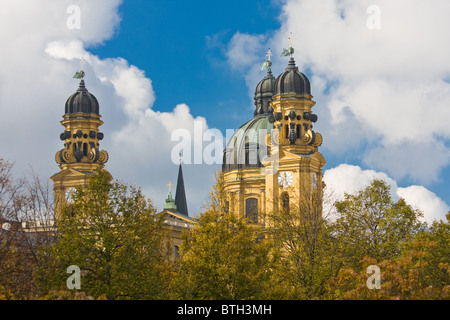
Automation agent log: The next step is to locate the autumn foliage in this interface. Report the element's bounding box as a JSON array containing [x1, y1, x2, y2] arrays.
[[0, 158, 449, 300]]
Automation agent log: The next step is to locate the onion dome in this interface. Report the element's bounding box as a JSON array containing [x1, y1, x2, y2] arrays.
[[223, 49, 278, 172], [222, 115, 272, 172], [274, 56, 311, 97], [65, 79, 100, 115], [254, 66, 275, 116]]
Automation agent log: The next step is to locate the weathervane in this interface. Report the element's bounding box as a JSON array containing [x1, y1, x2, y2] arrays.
[[73, 57, 86, 79], [260, 48, 273, 71], [281, 32, 295, 57]]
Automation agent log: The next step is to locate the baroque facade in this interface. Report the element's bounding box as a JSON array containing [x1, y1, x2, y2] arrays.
[[50, 78, 109, 219], [50, 70, 193, 253], [222, 46, 326, 224], [50, 45, 325, 239]]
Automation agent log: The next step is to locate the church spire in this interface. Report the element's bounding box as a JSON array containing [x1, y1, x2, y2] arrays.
[[174, 161, 189, 217]]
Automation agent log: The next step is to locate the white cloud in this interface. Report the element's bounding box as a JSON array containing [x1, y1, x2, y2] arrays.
[[107, 102, 217, 214], [2, 0, 448, 218], [323, 164, 449, 224], [226, 0, 450, 185], [397, 185, 450, 224], [323, 164, 398, 202], [0, 0, 217, 216], [275, 0, 450, 183], [225, 32, 269, 112], [221, 0, 450, 225], [363, 140, 450, 183], [109, 64, 155, 117], [226, 32, 265, 71]]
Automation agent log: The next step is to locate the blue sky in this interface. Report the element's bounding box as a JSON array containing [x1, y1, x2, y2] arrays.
[[0, 0, 449, 222], [90, 0, 450, 212], [89, 0, 282, 130]]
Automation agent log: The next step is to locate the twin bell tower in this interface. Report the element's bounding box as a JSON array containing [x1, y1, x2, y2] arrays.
[[51, 36, 326, 223], [222, 39, 326, 223]]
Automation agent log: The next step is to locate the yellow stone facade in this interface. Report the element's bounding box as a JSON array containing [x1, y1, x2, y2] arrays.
[[51, 79, 109, 218], [223, 52, 326, 224], [223, 167, 267, 223]]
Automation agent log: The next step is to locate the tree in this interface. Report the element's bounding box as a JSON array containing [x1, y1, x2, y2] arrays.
[[407, 212, 450, 297], [325, 182, 449, 300], [0, 158, 55, 299], [173, 172, 274, 300], [37, 169, 174, 300], [329, 230, 450, 300], [333, 179, 425, 271], [265, 182, 341, 299], [0, 158, 21, 299]]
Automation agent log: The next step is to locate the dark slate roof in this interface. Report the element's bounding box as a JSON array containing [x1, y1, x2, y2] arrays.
[[274, 57, 311, 97], [65, 79, 100, 115], [254, 67, 275, 116], [175, 163, 189, 217]]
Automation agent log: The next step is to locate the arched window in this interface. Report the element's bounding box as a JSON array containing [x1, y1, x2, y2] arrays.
[[83, 143, 88, 156], [245, 198, 258, 224], [281, 192, 289, 214]]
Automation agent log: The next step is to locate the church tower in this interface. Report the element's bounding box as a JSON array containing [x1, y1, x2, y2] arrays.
[[222, 49, 276, 224], [222, 40, 326, 224], [264, 43, 325, 218], [51, 66, 109, 218]]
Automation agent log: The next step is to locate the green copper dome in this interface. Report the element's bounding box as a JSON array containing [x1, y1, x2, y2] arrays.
[[222, 115, 273, 172]]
